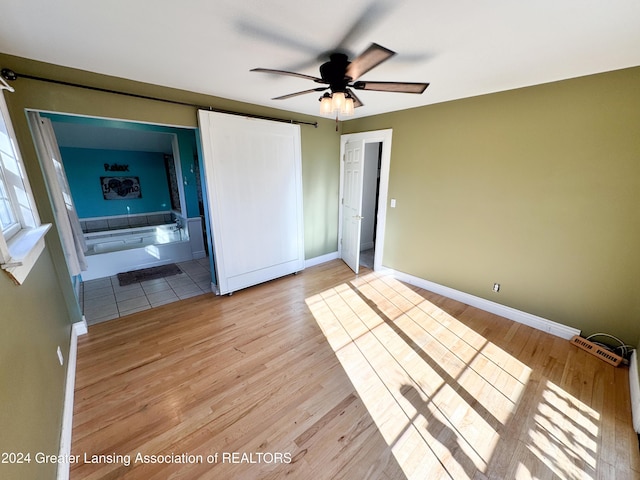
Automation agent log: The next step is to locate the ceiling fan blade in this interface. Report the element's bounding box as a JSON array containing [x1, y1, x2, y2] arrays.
[[346, 88, 364, 108], [332, 1, 394, 54], [345, 43, 395, 81], [352, 81, 429, 94], [251, 68, 324, 83], [237, 19, 320, 57], [272, 87, 328, 100]]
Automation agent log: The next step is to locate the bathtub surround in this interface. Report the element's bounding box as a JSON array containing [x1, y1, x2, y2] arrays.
[[77, 209, 207, 280], [81, 221, 192, 280], [84, 223, 184, 256], [80, 211, 174, 233]]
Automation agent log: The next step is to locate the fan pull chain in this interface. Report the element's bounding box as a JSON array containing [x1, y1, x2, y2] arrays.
[[335, 115, 339, 132]]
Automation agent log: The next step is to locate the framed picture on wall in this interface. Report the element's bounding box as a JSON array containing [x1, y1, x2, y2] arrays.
[[101, 176, 142, 200]]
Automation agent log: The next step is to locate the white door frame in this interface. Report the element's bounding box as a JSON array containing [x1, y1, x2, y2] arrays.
[[339, 129, 392, 272]]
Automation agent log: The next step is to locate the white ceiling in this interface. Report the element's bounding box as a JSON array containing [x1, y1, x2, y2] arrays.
[[51, 121, 176, 153], [1, 0, 639, 119]]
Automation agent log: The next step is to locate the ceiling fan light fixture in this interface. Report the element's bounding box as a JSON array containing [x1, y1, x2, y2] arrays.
[[254, 42, 428, 117], [331, 92, 346, 112], [341, 95, 355, 116], [319, 93, 333, 115]]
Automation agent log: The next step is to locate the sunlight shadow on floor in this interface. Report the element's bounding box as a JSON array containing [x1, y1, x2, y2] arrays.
[[305, 271, 599, 479]]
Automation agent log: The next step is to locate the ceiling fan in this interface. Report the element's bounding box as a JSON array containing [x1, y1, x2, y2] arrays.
[[251, 43, 429, 115]]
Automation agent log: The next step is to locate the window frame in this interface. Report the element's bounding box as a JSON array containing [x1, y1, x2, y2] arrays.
[[0, 169, 21, 238], [0, 91, 51, 284]]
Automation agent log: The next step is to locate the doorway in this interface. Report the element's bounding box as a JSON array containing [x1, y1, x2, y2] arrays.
[[359, 142, 382, 269], [27, 111, 213, 324], [339, 129, 392, 274]]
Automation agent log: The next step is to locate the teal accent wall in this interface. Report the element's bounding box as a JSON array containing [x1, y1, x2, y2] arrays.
[[60, 147, 171, 218]]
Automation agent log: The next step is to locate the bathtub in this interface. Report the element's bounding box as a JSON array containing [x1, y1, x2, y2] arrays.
[[81, 223, 194, 280]]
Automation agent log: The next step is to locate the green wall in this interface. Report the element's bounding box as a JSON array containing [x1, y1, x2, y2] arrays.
[[344, 66, 640, 344], [0, 52, 339, 479], [0, 249, 73, 480]]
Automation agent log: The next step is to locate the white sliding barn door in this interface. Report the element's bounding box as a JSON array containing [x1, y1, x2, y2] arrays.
[[198, 111, 304, 295]]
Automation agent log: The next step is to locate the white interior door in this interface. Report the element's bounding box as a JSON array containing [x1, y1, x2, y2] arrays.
[[341, 139, 365, 273], [340, 129, 393, 273], [198, 111, 304, 295]]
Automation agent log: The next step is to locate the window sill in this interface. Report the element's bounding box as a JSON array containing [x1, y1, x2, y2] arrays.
[[1, 224, 52, 284]]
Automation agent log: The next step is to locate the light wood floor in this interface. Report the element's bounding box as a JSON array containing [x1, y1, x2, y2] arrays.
[[71, 260, 640, 479]]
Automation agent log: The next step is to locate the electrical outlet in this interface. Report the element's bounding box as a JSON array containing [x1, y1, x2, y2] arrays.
[[57, 346, 64, 366], [493, 283, 500, 293]]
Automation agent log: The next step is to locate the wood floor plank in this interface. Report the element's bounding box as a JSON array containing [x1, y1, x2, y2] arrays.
[[71, 261, 640, 479]]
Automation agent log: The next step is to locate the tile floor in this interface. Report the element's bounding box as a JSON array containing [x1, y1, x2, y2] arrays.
[[81, 257, 213, 325]]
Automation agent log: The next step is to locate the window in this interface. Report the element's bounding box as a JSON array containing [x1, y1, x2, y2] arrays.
[[0, 92, 50, 284], [0, 164, 19, 236]]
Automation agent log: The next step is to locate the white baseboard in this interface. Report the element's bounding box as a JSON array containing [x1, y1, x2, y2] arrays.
[[630, 350, 640, 434], [73, 317, 88, 336], [305, 251, 339, 268], [388, 269, 581, 340], [57, 319, 87, 480]]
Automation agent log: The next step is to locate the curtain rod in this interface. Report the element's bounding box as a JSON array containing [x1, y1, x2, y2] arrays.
[[0, 68, 318, 128], [0, 73, 15, 92]]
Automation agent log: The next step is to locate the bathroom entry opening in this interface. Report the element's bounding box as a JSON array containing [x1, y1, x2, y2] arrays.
[[27, 110, 205, 281]]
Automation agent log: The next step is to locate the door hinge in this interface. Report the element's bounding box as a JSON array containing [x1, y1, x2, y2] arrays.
[[341, 197, 344, 205]]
